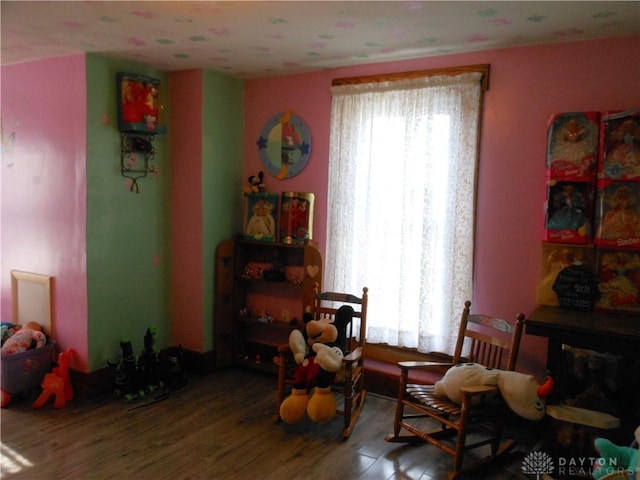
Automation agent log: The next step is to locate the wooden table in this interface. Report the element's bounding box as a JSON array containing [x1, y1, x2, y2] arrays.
[[526, 305, 640, 405]]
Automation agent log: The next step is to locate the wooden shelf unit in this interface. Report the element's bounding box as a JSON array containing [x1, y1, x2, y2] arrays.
[[214, 238, 322, 372]]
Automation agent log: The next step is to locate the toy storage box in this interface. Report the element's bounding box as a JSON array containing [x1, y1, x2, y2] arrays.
[[1, 340, 56, 395]]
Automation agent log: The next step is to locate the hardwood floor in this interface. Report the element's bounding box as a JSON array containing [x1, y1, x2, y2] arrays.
[[1, 368, 536, 479]]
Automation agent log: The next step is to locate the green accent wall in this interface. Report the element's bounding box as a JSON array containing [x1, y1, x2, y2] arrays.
[[85, 54, 170, 369], [201, 71, 244, 350], [84, 55, 242, 370]]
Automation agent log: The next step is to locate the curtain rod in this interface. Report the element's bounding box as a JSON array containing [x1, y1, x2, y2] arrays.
[[332, 63, 490, 91]]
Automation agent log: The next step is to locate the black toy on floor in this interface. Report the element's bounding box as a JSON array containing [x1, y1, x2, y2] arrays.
[[110, 327, 187, 403]]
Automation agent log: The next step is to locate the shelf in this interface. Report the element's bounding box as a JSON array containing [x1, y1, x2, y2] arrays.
[[233, 355, 279, 374], [214, 237, 322, 369], [236, 238, 316, 249], [237, 276, 303, 287], [240, 318, 295, 347]]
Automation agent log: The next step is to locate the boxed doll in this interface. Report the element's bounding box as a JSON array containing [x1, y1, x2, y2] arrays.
[[537, 242, 597, 309], [595, 248, 640, 313], [598, 109, 640, 181], [594, 180, 640, 249], [243, 193, 279, 242], [544, 180, 595, 244], [546, 112, 599, 181]]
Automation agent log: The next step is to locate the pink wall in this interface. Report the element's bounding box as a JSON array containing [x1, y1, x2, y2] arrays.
[[169, 70, 205, 351], [244, 37, 640, 375], [1, 55, 89, 371]]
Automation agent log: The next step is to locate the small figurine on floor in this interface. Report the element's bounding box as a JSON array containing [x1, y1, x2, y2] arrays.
[[32, 373, 66, 409], [113, 340, 145, 402], [33, 349, 75, 409], [139, 326, 162, 393]]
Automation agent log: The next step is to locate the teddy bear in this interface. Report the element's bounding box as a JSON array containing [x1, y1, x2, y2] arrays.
[[592, 426, 639, 480], [279, 306, 353, 424], [0, 321, 46, 355], [433, 362, 554, 421]]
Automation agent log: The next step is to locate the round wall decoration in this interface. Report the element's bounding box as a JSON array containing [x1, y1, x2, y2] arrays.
[[256, 111, 311, 179]]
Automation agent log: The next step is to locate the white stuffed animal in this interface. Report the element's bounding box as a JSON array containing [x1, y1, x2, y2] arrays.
[[434, 362, 554, 421]]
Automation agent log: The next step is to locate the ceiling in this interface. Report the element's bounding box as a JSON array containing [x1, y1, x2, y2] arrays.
[[2, 1, 639, 79]]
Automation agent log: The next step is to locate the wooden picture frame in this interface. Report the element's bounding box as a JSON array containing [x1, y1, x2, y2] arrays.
[[11, 270, 53, 337]]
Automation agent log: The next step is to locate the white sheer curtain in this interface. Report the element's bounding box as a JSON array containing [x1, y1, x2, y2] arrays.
[[326, 72, 482, 354]]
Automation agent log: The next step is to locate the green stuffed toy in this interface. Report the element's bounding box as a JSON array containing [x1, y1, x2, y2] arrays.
[[592, 426, 639, 480]]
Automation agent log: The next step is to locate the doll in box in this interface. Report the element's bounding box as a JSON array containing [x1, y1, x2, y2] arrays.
[[546, 183, 592, 242], [246, 199, 276, 240], [597, 250, 640, 311], [548, 114, 599, 179], [596, 184, 640, 243], [601, 113, 640, 180]]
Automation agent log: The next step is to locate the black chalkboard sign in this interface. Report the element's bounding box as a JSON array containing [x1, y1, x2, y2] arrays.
[[552, 264, 600, 311]]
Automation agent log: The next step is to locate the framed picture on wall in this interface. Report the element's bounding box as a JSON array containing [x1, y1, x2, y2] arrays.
[[117, 72, 166, 134]]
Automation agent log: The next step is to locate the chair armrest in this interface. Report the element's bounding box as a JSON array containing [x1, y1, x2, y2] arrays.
[[343, 347, 363, 363], [398, 361, 454, 371]]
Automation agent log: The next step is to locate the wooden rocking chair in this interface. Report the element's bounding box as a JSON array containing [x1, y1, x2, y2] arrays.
[[385, 300, 526, 479], [275, 285, 368, 438]]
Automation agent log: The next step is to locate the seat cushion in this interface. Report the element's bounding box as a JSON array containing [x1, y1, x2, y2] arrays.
[[364, 358, 443, 397]]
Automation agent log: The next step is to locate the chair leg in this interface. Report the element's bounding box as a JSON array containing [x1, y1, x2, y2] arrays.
[[343, 368, 353, 435], [343, 389, 366, 438], [273, 353, 286, 421], [491, 411, 505, 455], [452, 402, 470, 474], [385, 368, 410, 442]]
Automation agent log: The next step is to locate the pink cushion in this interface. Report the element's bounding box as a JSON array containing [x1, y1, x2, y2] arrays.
[[365, 358, 442, 385]]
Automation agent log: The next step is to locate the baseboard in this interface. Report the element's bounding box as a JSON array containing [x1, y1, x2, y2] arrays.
[[182, 348, 216, 376], [70, 346, 216, 400], [69, 366, 116, 399]]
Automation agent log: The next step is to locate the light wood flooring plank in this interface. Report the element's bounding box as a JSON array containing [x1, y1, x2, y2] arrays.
[[1, 368, 533, 480]]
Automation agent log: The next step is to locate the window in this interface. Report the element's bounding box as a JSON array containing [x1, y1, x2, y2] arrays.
[[326, 66, 488, 354]]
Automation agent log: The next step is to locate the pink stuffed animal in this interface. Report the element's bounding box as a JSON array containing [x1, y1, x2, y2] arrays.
[[0, 321, 46, 355]]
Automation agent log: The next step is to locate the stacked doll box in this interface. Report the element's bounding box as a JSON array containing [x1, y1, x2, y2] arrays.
[[594, 110, 640, 313], [540, 109, 640, 314]]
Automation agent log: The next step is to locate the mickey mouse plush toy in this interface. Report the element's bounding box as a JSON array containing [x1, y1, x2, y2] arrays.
[[279, 306, 353, 424], [244, 171, 265, 194]]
